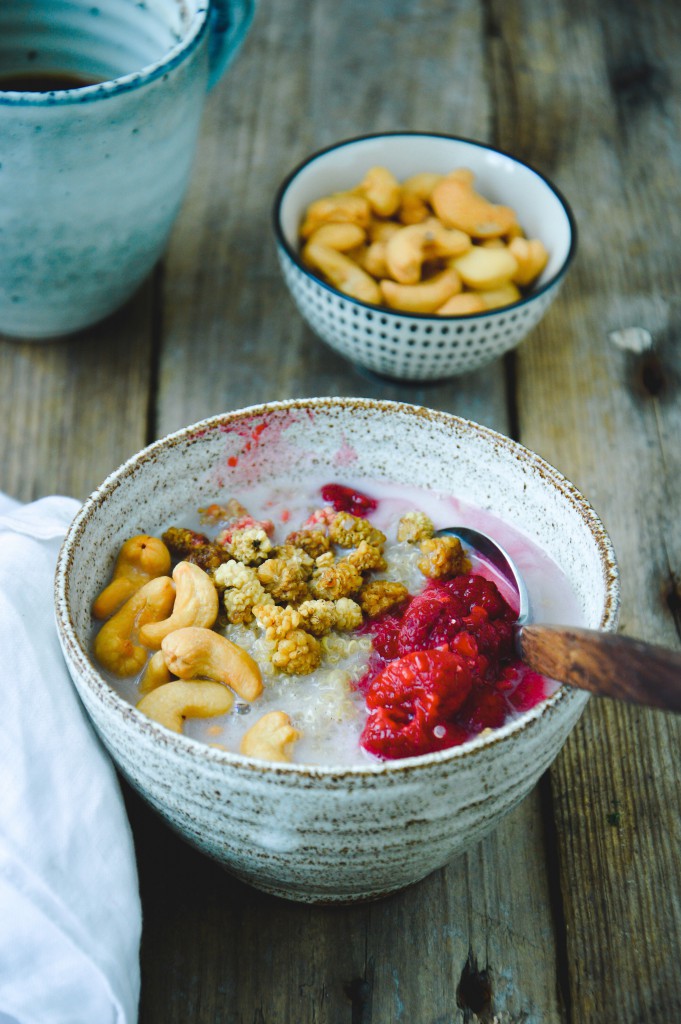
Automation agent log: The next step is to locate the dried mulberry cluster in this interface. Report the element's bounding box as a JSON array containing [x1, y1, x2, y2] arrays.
[[165, 502, 464, 679]]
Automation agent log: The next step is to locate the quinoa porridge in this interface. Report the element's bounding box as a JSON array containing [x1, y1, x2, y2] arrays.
[[90, 476, 584, 766]]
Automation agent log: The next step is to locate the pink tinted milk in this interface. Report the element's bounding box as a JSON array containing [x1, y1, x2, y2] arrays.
[[105, 476, 585, 766]]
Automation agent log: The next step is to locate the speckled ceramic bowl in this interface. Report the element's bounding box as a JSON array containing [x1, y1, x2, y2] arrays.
[[274, 133, 577, 381], [55, 398, 618, 903]]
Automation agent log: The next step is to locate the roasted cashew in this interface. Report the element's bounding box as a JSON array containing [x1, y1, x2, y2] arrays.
[[436, 292, 487, 315], [92, 534, 171, 620], [432, 177, 518, 239], [305, 222, 366, 252], [355, 166, 401, 217], [139, 561, 219, 649], [139, 649, 174, 694], [477, 282, 522, 309], [300, 193, 372, 239], [401, 172, 444, 201], [93, 576, 176, 677], [368, 219, 401, 243], [397, 190, 430, 225], [358, 240, 389, 279], [385, 218, 471, 284], [508, 236, 549, 286], [445, 167, 476, 186], [161, 626, 263, 701], [136, 680, 233, 734], [451, 246, 519, 291], [380, 267, 462, 314], [302, 242, 381, 304], [239, 711, 300, 763]]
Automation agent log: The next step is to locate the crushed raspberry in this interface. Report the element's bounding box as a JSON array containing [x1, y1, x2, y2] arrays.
[[361, 610, 402, 661], [457, 690, 508, 732], [507, 666, 547, 711], [361, 648, 473, 758], [358, 570, 541, 760], [320, 483, 378, 517]]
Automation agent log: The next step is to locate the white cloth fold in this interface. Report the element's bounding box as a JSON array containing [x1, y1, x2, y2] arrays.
[[0, 494, 141, 1024]]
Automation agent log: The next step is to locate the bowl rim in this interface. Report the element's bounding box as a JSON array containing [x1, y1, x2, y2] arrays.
[[272, 130, 578, 322], [55, 397, 618, 779]]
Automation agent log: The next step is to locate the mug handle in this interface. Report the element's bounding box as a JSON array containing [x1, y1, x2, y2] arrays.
[[208, 0, 257, 89]]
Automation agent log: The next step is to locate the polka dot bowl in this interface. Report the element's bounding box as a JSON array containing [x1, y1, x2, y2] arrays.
[[273, 133, 577, 382]]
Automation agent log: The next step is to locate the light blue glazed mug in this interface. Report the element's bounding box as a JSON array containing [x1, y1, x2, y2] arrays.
[[0, 0, 255, 340]]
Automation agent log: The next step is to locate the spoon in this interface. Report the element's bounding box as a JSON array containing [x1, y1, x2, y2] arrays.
[[436, 527, 681, 712]]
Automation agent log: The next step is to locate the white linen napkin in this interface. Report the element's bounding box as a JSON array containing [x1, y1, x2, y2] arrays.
[[0, 493, 141, 1024]]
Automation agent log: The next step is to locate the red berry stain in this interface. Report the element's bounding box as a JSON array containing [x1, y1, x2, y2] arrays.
[[320, 483, 377, 517], [358, 573, 547, 760]]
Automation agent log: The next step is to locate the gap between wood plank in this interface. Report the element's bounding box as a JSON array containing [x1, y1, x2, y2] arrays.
[[145, 262, 164, 447]]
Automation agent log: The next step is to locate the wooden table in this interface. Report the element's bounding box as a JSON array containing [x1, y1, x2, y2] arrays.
[[2, 0, 680, 1019]]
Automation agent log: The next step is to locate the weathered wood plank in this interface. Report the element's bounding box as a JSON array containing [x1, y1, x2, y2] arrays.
[[504, 0, 681, 1018], [0, 283, 154, 501]]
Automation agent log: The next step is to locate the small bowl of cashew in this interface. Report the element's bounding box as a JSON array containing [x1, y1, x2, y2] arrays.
[[273, 132, 577, 381]]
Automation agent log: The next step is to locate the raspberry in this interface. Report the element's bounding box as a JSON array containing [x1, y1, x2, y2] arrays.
[[362, 610, 403, 661], [508, 667, 547, 711], [320, 483, 377, 517], [356, 570, 537, 759], [360, 648, 473, 759], [397, 588, 464, 655], [458, 690, 508, 732], [361, 706, 469, 759]]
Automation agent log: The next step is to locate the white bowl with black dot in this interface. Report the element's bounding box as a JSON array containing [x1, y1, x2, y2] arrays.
[[273, 132, 577, 382]]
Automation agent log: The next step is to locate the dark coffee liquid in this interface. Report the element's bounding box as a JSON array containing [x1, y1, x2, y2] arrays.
[[0, 70, 103, 92]]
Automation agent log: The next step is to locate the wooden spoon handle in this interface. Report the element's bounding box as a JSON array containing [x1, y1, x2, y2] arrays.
[[517, 625, 681, 712]]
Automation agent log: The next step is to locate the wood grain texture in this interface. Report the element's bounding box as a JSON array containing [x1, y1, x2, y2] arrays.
[[508, 0, 681, 1019], [0, 283, 155, 501]]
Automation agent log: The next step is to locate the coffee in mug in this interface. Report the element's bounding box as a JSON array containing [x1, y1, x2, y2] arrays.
[[0, 0, 255, 340]]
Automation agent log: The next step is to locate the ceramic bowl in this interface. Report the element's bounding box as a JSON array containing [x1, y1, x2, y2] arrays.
[[273, 133, 577, 381], [55, 398, 617, 903]]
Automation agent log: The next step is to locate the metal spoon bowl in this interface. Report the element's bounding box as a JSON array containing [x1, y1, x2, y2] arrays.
[[436, 527, 681, 713]]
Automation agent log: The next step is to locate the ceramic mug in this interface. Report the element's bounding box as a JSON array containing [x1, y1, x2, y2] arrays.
[[0, 0, 255, 340]]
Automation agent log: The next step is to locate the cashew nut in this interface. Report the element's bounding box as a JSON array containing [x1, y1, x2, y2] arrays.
[[139, 649, 174, 694], [445, 167, 476, 186], [401, 172, 444, 201], [436, 292, 487, 316], [136, 680, 234, 734], [508, 236, 549, 286], [380, 267, 462, 314], [358, 240, 389, 279], [161, 626, 263, 701], [368, 219, 401, 243], [477, 282, 522, 309], [239, 711, 301, 763], [92, 535, 171, 620], [355, 166, 401, 217], [451, 246, 519, 291], [300, 193, 372, 239], [305, 222, 367, 252], [93, 576, 176, 677], [397, 190, 430, 225], [302, 242, 381, 304], [139, 561, 219, 649], [431, 177, 518, 239], [385, 218, 471, 284]]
